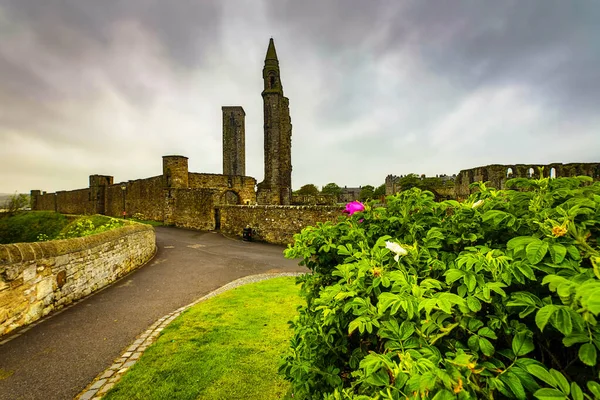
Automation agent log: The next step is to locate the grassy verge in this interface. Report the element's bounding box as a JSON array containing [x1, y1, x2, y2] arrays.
[[0, 211, 68, 244], [104, 276, 302, 400], [0, 212, 131, 244]]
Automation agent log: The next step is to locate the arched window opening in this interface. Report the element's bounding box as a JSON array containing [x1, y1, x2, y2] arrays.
[[527, 167, 534, 178], [506, 168, 513, 178], [550, 168, 557, 179], [223, 190, 240, 205], [482, 169, 489, 182], [270, 75, 276, 88]]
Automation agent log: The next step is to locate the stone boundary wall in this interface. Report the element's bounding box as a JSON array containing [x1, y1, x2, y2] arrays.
[[165, 188, 217, 231], [0, 224, 156, 337], [455, 162, 600, 200], [218, 205, 343, 245]]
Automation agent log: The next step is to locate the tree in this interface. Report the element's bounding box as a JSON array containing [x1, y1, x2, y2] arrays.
[[398, 174, 422, 190], [398, 174, 444, 192], [295, 184, 320, 196], [373, 184, 386, 199], [321, 183, 342, 200], [2, 193, 29, 214], [358, 185, 375, 201]]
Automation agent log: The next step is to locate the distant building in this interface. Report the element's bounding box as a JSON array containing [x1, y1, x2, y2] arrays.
[[340, 186, 361, 203]]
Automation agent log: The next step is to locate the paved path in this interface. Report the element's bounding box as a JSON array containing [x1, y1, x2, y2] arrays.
[[0, 227, 306, 400]]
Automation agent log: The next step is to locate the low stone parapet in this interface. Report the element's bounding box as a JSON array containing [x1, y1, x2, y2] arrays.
[[0, 223, 156, 337], [218, 205, 343, 245]]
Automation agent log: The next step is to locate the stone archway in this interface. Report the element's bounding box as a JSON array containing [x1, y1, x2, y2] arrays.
[[222, 190, 241, 205]]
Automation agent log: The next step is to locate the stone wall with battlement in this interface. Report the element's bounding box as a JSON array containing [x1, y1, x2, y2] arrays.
[[217, 205, 343, 245], [105, 176, 165, 221], [0, 223, 155, 337], [31, 156, 257, 228]]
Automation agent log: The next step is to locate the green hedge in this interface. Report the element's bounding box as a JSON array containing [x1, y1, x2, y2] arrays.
[[281, 175, 600, 399]]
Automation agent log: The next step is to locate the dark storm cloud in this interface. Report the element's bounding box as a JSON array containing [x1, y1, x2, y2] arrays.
[[270, 0, 600, 118], [0, 0, 598, 193], [2, 0, 222, 67]]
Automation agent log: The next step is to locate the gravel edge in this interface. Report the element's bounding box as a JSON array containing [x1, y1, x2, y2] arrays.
[[75, 272, 305, 400]]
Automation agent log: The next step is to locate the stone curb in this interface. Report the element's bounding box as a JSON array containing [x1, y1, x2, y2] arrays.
[[76, 272, 305, 400]]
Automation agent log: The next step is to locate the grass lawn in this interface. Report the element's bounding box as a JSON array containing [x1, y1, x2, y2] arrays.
[[103, 276, 302, 400]]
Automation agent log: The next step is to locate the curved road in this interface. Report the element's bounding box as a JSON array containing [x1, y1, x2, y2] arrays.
[[0, 227, 307, 400]]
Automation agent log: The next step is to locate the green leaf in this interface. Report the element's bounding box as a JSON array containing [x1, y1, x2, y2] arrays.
[[570, 382, 584, 400], [512, 332, 535, 356], [500, 371, 527, 400], [587, 291, 600, 315], [479, 337, 495, 357], [431, 389, 456, 400], [549, 244, 567, 264], [578, 343, 597, 366], [511, 366, 541, 394], [467, 296, 482, 312], [478, 327, 498, 340], [365, 369, 389, 386], [553, 308, 573, 336], [419, 372, 437, 392], [533, 388, 568, 399], [526, 240, 549, 264], [468, 335, 480, 351], [465, 273, 477, 292], [527, 364, 557, 387], [587, 381, 600, 398], [444, 269, 465, 284], [508, 236, 537, 250], [566, 245, 580, 261], [348, 318, 361, 335], [562, 334, 589, 347], [550, 369, 569, 394], [536, 305, 557, 332], [516, 262, 536, 281]]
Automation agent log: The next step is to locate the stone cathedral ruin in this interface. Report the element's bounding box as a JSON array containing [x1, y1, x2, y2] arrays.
[[30, 39, 600, 243], [31, 39, 341, 244]]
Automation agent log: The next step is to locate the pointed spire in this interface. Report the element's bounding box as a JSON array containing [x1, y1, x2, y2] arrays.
[[265, 38, 278, 62]]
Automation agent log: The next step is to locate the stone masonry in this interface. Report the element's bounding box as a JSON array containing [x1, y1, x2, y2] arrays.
[[0, 224, 156, 336], [455, 162, 600, 200], [257, 38, 293, 205], [222, 106, 246, 176], [218, 205, 342, 245]]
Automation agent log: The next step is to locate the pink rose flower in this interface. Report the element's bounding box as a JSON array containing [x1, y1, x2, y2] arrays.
[[344, 201, 365, 215]]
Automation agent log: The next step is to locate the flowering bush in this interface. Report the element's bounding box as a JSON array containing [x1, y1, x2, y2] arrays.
[[280, 175, 600, 399], [345, 201, 366, 215]]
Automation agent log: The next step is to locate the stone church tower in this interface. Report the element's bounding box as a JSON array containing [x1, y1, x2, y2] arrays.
[[257, 38, 292, 205], [222, 106, 246, 176]]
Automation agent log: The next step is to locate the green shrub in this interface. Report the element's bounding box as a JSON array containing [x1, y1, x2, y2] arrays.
[[0, 211, 68, 244], [281, 175, 600, 399], [56, 215, 124, 239]]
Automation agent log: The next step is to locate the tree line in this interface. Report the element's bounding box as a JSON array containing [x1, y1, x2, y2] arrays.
[[293, 174, 450, 202]]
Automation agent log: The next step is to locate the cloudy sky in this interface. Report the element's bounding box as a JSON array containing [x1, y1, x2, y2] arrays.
[[1, 0, 599, 194]]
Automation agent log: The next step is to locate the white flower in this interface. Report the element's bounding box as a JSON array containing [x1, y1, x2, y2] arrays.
[[385, 241, 408, 262], [472, 200, 484, 209]]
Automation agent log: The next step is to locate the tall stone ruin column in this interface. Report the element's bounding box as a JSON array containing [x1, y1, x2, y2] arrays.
[[162, 155, 189, 225], [222, 106, 246, 176], [257, 38, 293, 205]]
